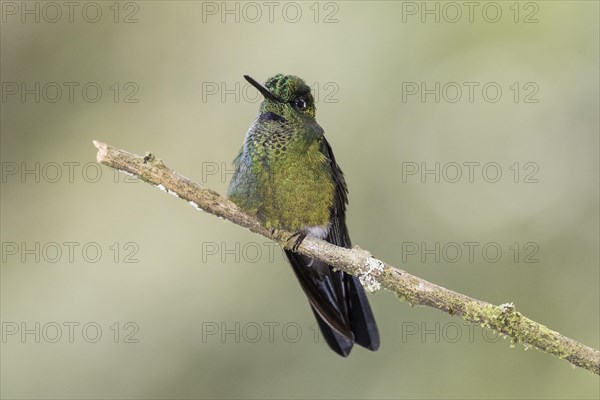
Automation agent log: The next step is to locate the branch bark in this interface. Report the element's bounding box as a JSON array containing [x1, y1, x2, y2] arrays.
[[93, 140, 600, 375]]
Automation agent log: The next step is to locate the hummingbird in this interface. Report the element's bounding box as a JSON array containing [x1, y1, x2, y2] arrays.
[[227, 74, 380, 356]]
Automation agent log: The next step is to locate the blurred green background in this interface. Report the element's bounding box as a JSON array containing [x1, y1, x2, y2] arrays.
[[1, 1, 598, 399]]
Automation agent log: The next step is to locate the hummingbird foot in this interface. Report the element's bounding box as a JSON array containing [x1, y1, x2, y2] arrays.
[[287, 231, 307, 252]]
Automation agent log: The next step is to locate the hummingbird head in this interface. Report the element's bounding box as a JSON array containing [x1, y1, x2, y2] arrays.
[[244, 74, 316, 120]]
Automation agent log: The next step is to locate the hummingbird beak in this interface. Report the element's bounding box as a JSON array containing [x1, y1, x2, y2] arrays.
[[244, 75, 280, 102]]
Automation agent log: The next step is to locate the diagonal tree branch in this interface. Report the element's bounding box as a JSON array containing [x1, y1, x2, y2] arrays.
[[93, 140, 599, 375]]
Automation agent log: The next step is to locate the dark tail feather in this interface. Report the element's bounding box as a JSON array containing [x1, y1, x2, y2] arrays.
[[311, 308, 354, 357], [285, 250, 353, 338], [346, 275, 380, 351], [285, 249, 379, 356]]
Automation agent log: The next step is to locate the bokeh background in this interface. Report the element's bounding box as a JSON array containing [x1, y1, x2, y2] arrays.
[[1, 1, 599, 399]]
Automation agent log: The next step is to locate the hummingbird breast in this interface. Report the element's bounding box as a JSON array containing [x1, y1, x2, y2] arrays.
[[228, 114, 335, 235]]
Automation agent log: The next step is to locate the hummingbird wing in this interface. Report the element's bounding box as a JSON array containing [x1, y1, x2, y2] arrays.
[[320, 137, 381, 352], [284, 137, 380, 356]]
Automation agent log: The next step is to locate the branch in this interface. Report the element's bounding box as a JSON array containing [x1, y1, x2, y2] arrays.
[[93, 140, 600, 375]]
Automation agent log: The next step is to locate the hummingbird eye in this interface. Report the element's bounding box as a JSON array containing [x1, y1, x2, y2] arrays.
[[292, 97, 307, 111]]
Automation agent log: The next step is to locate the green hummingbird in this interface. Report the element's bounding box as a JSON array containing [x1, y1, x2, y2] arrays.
[[227, 74, 380, 356]]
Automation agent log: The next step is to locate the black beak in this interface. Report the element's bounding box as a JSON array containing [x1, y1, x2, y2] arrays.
[[244, 75, 280, 102]]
